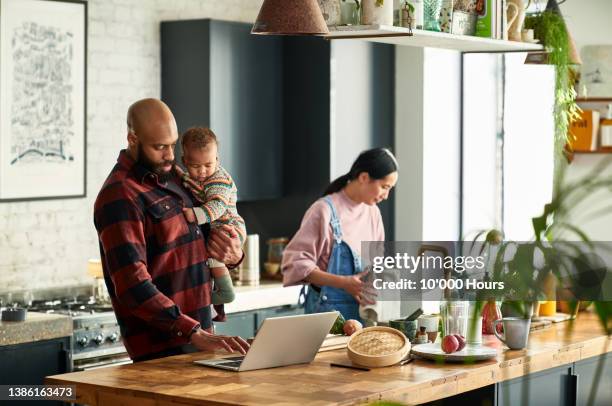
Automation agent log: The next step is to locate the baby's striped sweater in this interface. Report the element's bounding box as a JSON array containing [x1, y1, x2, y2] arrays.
[[183, 165, 246, 244]]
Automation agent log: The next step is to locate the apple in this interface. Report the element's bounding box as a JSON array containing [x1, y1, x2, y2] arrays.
[[453, 334, 466, 351], [441, 335, 459, 354], [343, 319, 363, 336]]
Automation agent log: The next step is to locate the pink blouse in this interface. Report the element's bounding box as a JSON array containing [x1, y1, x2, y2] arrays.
[[281, 190, 385, 286]]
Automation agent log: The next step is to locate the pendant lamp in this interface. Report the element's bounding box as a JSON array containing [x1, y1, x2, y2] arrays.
[[252, 0, 329, 36]]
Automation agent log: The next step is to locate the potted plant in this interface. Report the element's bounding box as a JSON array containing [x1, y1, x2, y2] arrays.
[[524, 3, 581, 157]]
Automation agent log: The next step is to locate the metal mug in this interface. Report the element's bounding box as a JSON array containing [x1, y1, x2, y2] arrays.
[[493, 317, 531, 350]]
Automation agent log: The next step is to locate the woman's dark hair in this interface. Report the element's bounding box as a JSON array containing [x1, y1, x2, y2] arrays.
[[323, 148, 398, 196]]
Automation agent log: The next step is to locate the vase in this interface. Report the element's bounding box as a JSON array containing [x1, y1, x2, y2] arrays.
[[318, 0, 342, 26], [506, 0, 527, 41], [482, 300, 502, 334], [340, 0, 361, 25], [361, 0, 394, 25], [423, 0, 442, 31]]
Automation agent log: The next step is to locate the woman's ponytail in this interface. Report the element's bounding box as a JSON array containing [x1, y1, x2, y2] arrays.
[[323, 173, 351, 196]]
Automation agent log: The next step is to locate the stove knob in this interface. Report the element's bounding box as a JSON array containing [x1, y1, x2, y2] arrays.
[[77, 336, 88, 347], [108, 332, 119, 343], [93, 334, 104, 345]]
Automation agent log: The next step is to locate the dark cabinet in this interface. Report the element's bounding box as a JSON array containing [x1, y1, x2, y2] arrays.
[[575, 353, 612, 406], [213, 304, 303, 338], [213, 311, 256, 338], [256, 304, 304, 331], [161, 19, 283, 201], [432, 353, 612, 406], [497, 364, 574, 406], [0, 336, 71, 406]]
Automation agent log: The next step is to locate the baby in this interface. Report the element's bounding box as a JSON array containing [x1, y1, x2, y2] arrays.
[[177, 127, 246, 321]]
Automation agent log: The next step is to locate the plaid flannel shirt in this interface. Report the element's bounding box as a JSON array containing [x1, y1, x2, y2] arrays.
[[94, 150, 212, 360]]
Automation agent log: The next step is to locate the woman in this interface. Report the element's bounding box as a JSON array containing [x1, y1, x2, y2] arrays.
[[281, 148, 399, 322]]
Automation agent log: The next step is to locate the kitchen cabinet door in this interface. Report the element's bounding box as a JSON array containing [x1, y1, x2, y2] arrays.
[[255, 305, 304, 332], [213, 311, 256, 339], [497, 364, 574, 406], [161, 19, 283, 201], [575, 353, 612, 406], [0, 337, 70, 406]]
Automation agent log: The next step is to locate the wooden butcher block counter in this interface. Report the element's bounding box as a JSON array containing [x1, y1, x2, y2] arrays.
[[46, 313, 611, 406]]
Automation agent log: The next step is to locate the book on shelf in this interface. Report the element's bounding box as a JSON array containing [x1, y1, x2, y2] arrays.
[[475, 0, 497, 39], [474, 0, 507, 40], [569, 109, 600, 152]]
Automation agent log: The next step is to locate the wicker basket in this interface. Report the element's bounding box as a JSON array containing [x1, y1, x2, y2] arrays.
[[347, 326, 410, 367]]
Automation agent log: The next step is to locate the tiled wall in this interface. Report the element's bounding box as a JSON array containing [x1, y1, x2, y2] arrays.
[[0, 0, 264, 293]]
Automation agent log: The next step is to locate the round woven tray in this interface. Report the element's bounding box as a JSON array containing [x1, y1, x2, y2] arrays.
[[347, 326, 410, 367]]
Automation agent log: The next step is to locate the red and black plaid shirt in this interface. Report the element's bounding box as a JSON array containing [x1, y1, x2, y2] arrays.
[[94, 150, 212, 360]]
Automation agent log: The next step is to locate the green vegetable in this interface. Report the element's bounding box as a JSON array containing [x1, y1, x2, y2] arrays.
[[329, 313, 346, 335]]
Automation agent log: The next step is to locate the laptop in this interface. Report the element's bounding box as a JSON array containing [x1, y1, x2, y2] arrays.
[[193, 311, 339, 372]]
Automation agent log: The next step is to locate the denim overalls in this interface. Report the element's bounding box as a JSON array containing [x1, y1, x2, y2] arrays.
[[300, 196, 363, 323]]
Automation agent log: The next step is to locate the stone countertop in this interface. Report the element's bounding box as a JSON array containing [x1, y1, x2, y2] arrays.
[[46, 312, 611, 405], [0, 311, 72, 346], [224, 281, 302, 313]]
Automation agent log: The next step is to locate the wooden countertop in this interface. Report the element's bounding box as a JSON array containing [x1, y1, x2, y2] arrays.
[[46, 312, 611, 406], [0, 311, 72, 346]]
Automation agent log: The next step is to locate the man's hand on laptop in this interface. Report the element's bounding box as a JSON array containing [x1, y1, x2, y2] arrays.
[[190, 329, 250, 355]]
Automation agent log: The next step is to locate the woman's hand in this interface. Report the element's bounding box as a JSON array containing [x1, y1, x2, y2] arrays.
[[190, 328, 250, 354], [341, 271, 377, 305]]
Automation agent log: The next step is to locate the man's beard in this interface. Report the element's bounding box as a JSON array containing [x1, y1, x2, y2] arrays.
[[137, 144, 175, 183]]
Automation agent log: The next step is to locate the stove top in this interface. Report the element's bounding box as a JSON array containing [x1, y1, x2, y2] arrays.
[[26, 295, 114, 318]]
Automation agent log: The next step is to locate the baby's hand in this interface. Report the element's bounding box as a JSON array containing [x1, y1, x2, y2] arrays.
[[183, 176, 204, 192], [182, 208, 196, 223]]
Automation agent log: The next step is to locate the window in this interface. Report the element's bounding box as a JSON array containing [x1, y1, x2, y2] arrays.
[[461, 53, 555, 241]]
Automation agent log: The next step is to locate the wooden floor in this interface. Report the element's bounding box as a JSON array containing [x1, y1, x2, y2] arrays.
[[46, 312, 611, 405]]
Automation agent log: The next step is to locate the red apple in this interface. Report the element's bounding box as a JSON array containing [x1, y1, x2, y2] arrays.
[[441, 335, 459, 354], [453, 334, 466, 351], [343, 319, 363, 336]]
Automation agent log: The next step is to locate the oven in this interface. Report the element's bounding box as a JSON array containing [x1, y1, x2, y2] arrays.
[[27, 297, 132, 371]]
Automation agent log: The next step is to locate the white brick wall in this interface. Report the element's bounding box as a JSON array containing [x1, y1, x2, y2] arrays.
[[0, 0, 264, 293]]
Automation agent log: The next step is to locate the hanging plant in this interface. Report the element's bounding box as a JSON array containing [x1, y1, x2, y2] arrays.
[[524, 11, 581, 155]]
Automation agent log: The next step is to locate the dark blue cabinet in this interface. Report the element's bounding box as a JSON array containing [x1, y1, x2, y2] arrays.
[[161, 19, 283, 201], [213, 305, 303, 338], [213, 311, 256, 338], [256, 305, 304, 332], [0, 336, 70, 406], [575, 353, 612, 406], [497, 364, 574, 406]]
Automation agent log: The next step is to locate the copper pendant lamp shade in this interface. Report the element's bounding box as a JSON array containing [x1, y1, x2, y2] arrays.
[[252, 0, 329, 36]]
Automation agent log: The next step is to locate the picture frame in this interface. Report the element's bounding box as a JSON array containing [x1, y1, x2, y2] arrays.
[[581, 45, 612, 98], [0, 0, 87, 202]]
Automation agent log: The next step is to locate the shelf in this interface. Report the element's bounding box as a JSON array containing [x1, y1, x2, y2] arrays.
[[325, 25, 544, 53], [572, 149, 612, 154], [575, 97, 612, 103]]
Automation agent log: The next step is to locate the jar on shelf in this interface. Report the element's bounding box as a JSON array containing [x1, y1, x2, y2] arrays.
[[267, 237, 289, 264]]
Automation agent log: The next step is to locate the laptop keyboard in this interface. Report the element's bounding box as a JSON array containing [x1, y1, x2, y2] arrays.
[[217, 356, 245, 368]]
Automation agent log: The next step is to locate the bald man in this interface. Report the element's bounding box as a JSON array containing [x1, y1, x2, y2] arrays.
[[94, 98, 249, 362]]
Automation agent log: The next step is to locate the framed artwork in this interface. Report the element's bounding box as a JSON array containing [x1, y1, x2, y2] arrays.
[[581, 45, 612, 98], [0, 0, 87, 201]]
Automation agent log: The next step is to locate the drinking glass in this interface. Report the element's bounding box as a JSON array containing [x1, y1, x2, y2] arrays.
[[440, 300, 468, 338]]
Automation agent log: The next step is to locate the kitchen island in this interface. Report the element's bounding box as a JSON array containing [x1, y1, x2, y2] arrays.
[[46, 312, 611, 405]]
